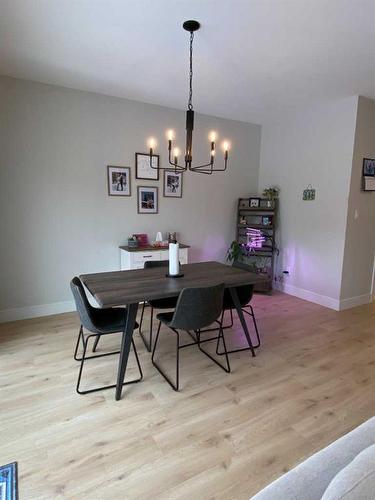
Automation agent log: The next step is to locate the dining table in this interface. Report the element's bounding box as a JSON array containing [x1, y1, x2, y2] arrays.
[[80, 261, 267, 400]]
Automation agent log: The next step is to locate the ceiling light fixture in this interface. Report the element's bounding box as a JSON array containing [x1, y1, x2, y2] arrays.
[[146, 20, 230, 175]]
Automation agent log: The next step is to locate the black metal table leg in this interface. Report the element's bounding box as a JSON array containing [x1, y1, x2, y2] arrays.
[[115, 302, 139, 400], [229, 287, 256, 358]]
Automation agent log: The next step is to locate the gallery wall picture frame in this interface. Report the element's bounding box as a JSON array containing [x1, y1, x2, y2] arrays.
[[362, 158, 375, 191], [107, 166, 131, 196], [137, 186, 158, 214], [163, 170, 183, 198], [135, 153, 159, 180]]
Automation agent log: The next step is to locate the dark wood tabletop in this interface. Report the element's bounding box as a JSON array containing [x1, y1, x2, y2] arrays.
[[80, 261, 268, 307]]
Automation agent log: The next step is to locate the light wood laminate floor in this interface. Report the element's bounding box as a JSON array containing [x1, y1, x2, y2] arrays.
[[1, 292, 374, 499]]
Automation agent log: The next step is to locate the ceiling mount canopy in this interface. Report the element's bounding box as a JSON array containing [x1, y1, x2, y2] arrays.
[[146, 19, 230, 175]]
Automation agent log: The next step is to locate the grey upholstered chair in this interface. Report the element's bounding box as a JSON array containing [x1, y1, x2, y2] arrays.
[[70, 277, 142, 395], [138, 260, 178, 352], [200, 261, 261, 353], [151, 283, 230, 391]]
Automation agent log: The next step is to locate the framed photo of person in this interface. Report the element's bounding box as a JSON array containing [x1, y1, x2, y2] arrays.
[[135, 153, 159, 180], [137, 186, 158, 214], [163, 170, 183, 198], [107, 166, 131, 196], [363, 158, 375, 191]]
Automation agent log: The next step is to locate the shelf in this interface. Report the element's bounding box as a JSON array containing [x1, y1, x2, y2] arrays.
[[237, 224, 274, 230], [238, 207, 275, 212]]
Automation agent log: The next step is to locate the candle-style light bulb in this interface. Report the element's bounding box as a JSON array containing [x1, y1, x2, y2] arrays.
[[222, 141, 230, 152], [166, 129, 175, 141], [173, 147, 179, 164], [148, 137, 156, 150], [209, 131, 217, 142]]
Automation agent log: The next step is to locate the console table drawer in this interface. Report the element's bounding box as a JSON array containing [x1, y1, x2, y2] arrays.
[[132, 251, 161, 264], [120, 244, 190, 271]]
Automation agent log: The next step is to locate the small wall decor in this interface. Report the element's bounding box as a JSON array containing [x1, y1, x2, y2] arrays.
[[135, 153, 159, 180], [363, 158, 375, 191], [163, 170, 183, 198], [137, 186, 158, 214], [107, 166, 131, 196], [249, 197, 260, 208], [303, 184, 316, 200]]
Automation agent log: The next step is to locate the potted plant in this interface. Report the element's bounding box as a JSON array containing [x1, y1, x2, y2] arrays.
[[226, 241, 243, 263], [127, 235, 139, 248], [262, 187, 279, 208]]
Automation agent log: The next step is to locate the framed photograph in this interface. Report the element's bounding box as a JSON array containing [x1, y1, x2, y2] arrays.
[[249, 197, 260, 208], [107, 166, 131, 196], [163, 170, 183, 198], [137, 186, 158, 214], [239, 199, 249, 208], [363, 158, 375, 191], [262, 216, 273, 226], [135, 153, 159, 180]]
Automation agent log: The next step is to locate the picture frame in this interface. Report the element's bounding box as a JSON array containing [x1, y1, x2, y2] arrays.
[[249, 197, 260, 208], [363, 158, 375, 191], [137, 186, 158, 214], [163, 170, 183, 198], [239, 199, 249, 209], [135, 153, 159, 180], [107, 166, 131, 196], [262, 215, 273, 226]]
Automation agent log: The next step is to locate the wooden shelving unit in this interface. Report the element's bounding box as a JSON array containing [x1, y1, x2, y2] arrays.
[[236, 197, 277, 292]]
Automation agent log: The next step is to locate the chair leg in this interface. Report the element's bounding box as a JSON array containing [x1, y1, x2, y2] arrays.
[[74, 325, 84, 361], [92, 335, 100, 352], [76, 334, 143, 395], [197, 324, 231, 373], [217, 305, 261, 355], [138, 302, 146, 333], [151, 322, 180, 391], [248, 305, 261, 348], [139, 305, 153, 352]]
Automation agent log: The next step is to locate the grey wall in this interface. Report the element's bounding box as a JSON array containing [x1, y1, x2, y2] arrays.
[[258, 96, 358, 306], [341, 96, 375, 302], [0, 76, 261, 316]]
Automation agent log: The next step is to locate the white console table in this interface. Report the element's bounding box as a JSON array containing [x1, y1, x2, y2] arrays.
[[120, 244, 190, 270]]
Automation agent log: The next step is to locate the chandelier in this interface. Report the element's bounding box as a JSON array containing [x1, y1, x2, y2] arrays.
[[146, 20, 230, 175]]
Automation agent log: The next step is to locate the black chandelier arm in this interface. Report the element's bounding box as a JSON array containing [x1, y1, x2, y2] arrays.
[[190, 158, 228, 173]]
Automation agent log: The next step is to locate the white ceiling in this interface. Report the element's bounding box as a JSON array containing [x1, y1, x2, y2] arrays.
[[1, 0, 375, 124]]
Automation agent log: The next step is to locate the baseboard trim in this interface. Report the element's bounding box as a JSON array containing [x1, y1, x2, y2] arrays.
[[275, 283, 341, 310], [0, 300, 76, 323], [339, 293, 373, 310]]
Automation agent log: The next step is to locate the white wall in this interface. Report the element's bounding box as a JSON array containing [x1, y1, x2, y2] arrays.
[[259, 96, 358, 309], [341, 96, 375, 307], [0, 76, 261, 320]]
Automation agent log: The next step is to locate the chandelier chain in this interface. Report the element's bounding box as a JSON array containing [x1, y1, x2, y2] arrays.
[[188, 31, 194, 110]]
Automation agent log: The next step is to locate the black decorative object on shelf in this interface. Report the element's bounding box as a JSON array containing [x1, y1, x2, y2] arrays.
[[145, 20, 230, 175]]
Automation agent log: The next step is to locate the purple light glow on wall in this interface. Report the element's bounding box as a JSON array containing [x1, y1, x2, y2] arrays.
[[246, 228, 266, 250]]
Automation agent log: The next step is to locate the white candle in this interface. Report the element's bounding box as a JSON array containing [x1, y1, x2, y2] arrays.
[[169, 242, 179, 276]]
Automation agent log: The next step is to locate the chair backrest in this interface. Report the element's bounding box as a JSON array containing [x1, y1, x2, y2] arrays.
[[169, 283, 225, 331], [70, 277, 100, 333], [144, 260, 169, 269]]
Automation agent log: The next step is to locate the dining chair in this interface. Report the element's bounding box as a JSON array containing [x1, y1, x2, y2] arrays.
[[138, 260, 178, 352], [151, 283, 230, 391], [199, 261, 261, 353], [70, 277, 143, 395]]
